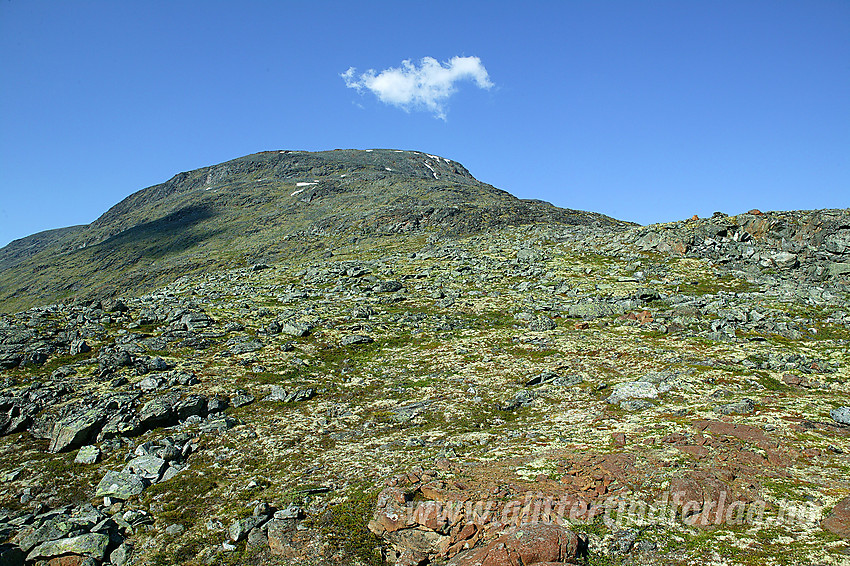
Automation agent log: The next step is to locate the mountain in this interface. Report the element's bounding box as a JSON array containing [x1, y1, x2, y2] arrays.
[[0, 151, 848, 566], [0, 149, 628, 313]]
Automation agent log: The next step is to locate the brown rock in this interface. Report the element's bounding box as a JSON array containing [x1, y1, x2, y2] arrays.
[[268, 519, 295, 555], [48, 557, 94, 566], [449, 523, 581, 566], [694, 420, 776, 451], [412, 500, 449, 532], [386, 529, 450, 560], [453, 522, 479, 543], [676, 444, 710, 459], [421, 482, 448, 501], [748, 209, 763, 215], [782, 374, 802, 387], [611, 432, 626, 446], [397, 548, 429, 566], [669, 471, 752, 527], [370, 487, 413, 534], [822, 496, 850, 538]]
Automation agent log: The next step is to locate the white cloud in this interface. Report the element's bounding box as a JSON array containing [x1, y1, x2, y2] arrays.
[[341, 56, 493, 119]]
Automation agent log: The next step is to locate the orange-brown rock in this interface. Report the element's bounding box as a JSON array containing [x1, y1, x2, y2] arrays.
[[48, 557, 90, 566], [822, 496, 850, 538], [370, 487, 413, 534], [693, 420, 776, 451], [449, 523, 582, 566], [421, 482, 448, 501], [669, 471, 752, 527]]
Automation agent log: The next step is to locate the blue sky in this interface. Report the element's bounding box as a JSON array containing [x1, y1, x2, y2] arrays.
[[1, 1, 848, 247]]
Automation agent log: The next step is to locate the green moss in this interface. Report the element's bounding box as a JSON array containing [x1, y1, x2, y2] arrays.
[[35, 451, 100, 503], [150, 536, 215, 566], [143, 469, 220, 527], [757, 374, 790, 392], [677, 275, 756, 296], [9, 349, 95, 380], [306, 483, 382, 566]]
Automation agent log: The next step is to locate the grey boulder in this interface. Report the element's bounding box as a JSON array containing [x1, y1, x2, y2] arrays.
[[605, 381, 659, 405], [340, 334, 374, 346], [27, 533, 109, 561], [49, 408, 106, 453], [831, 406, 850, 426], [123, 456, 166, 482], [715, 398, 756, 415], [281, 322, 312, 337], [74, 445, 100, 465], [95, 470, 145, 499], [228, 515, 266, 542]]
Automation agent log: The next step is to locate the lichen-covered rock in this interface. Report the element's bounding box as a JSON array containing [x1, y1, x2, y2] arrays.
[[95, 471, 145, 499], [49, 408, 106, 453], [605, 381, 658, 405], [715, 398, 756, 415], [830, 406, 850, 426], [74, 445, 99, 465], [26, 533, 109, 561]]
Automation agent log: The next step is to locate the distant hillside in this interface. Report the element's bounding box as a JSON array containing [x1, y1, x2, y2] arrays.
[[0, 225, 86, 271], [0, 149, 630, 312]]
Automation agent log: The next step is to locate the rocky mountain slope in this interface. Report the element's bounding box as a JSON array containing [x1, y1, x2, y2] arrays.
[[0, 149, 625, 313], [0, 151, 849, 566]]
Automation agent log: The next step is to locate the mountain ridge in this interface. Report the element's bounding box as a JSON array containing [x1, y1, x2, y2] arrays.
[[0, 149, 630, 312]]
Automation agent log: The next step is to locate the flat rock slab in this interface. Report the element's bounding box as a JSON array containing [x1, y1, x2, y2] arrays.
[[229, 340, 264, 354], [123, 456, 166, 482], [605, 381, 658, 405], [95, 471, 145, 499], [27, 533, 109, 561], [14, 517, 77, 553], [340, 334, 374, 346], [74, 445, 100, 465]]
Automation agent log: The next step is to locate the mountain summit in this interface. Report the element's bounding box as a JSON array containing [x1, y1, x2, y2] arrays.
[[0, 149, 628, 312]]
